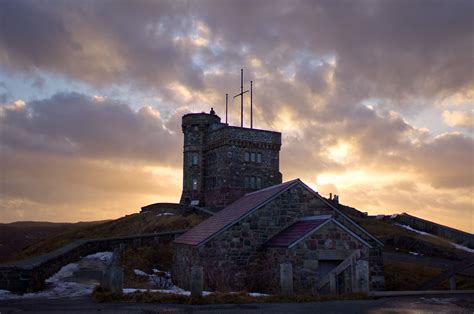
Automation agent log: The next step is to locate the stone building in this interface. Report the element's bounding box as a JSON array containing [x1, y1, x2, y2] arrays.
[[179, 109, 282, 209], [173, 179, 385, 294]]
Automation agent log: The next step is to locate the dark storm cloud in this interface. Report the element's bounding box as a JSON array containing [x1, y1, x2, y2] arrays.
[[0, 0, 472, 229], [0, 93, 180, 165], [1, 0, 472, 102], [0, 0, 203, 89]]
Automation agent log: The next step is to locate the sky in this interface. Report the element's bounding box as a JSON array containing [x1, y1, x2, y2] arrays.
[[0, 0, 473, 232]]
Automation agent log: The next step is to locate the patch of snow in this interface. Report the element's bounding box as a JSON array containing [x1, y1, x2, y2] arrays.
[[409, 251, 423, 256], [131, 268, 175, 289], [395, 224, 474, 254], [84, 251, 113, 262], [156, 212, 175, 217], [123, 288, 211, 296], [248, 292, 269, 297], [395, 224, 434, 237], [133, 269, 148, 276], [452, 242, 474, 253], [0, 251, 112, 300]]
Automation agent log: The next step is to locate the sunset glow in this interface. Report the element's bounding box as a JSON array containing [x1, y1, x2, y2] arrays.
[[0, 0, 472, 232]]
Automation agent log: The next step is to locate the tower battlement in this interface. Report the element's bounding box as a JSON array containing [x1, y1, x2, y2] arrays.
[[180, 109, 282, 209]]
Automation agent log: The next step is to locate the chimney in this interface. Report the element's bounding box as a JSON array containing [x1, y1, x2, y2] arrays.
[[329, 193, 332, 200]]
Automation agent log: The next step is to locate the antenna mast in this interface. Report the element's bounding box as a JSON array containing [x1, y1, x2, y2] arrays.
[[233, 68, 249, 128], [225, 93, 228, 124], [250, 80, 253, 129], [240, 69, 243, 127]]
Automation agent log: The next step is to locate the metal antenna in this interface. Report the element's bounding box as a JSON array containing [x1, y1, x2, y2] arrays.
[[250, 80, 253, 129], [233, 68, 248, 128], [225, 93, 228, 124]]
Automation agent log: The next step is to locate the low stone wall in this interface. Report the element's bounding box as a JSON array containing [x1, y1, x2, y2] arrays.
[[0, 230, 186, 293], [140, 202, 190, 213], [393, 213, 474, 249]]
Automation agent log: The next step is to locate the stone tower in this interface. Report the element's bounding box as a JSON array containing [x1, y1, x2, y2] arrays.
[[180, 108, 282, 209], [180, 110, 221, 206]]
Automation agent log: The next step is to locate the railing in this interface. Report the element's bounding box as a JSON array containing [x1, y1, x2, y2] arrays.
[[316, 249, 361, 293], [418, 257, 474, 291]]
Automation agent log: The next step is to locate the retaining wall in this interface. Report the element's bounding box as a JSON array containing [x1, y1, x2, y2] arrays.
[[0, 230, 186, 293]]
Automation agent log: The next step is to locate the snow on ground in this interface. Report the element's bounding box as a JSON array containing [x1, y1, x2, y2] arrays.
[[396, 224, 474, 254], [133, 269, 148, 276], [452, 242, 474, 253], [123, 288, 268, 297], [396, 224, 434, 237], [409, 251, 423, 256], [85, 251, 114, 262], [123, 287, 210, 296], [132, 268, 177, 290], [0, 251, 113, 300], [156, 212, 175, 217]]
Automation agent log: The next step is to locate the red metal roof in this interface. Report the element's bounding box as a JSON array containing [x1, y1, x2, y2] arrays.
[[174, 179, 301, 246], [265, 217, 331, 247]]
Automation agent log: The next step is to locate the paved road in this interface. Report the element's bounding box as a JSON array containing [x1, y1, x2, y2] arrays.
[[0, 294, 473, 313]]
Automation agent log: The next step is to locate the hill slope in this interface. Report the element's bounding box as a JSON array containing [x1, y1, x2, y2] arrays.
[[0, 221, 108, 261], [1, 210, 204, 263]]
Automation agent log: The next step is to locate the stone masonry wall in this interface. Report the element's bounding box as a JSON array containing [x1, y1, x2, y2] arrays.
[[267, 222, 369, 294], [173, 183, 385, 292]]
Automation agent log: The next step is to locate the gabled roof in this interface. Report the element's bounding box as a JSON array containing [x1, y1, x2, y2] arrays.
[[174, 178, 383, 247], [296, 181, 384, 247], [265, 215, 372, 249], [174, 179, 300, 246], [265, 216, 331, 247]]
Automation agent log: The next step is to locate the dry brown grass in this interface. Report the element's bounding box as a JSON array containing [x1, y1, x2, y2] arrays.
[[384, 260, 474, 291], [384, 260, 443, 291], [5, 212, 203, 262], [121, 244, 173, 289], [356, 218, 470, 259], [91, 287, 371, 304]]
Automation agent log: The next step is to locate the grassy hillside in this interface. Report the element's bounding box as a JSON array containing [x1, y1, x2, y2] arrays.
[[0, 220, 108, 262], [2, 210, 204, 263], [354, 217, 472, 260]]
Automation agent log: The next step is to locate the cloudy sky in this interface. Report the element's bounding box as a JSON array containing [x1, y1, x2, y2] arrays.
[[0, 0, 472, 232]]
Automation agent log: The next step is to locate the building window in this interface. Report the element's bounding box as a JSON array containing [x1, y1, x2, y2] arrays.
[[192, 178, 198, 190], [245, 151, 262, 163], [245, 176, 262, 189], [250, 176, 256, 189], [192, 154, 199, 165]]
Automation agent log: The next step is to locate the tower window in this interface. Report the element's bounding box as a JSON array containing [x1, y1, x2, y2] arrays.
[[244, 152, 250, 162], [192, 154, 199, 165], [256, 177, 262, 189], [244, 176, 250, 188], [250, 176, 256, 188], [192, 178, 198, 190], [250, 152, 256, 162], [257, 153, 262, 163]]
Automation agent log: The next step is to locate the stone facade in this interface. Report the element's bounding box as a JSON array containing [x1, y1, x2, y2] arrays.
[[173, 183, 384, 293], [179, 110, 282, 209]]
